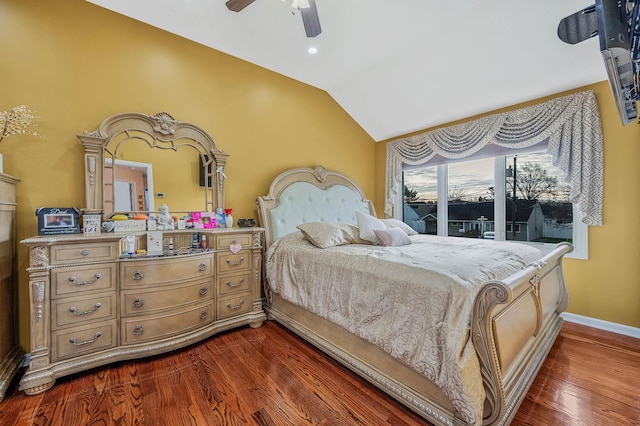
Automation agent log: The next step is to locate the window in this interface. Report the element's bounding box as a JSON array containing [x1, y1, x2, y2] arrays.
[[506, 224, 521, 233], [403, 149, 587, 259]]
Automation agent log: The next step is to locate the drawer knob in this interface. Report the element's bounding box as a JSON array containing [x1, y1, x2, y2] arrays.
[[132, 325, 143, 336], [199, 262, 207, 272], [226, 257, 244, 266], [81, 250, 90, 256], [200, 310, 208, 320], [69, 302, 102, 316], [132, 297, 144, 308], [68, 274, 101, 286], [226, 299, 245, 310], [132, 270, 144, 280], [226, 278, 245, 288], [199, 287, 208, 296], [69, 331, 102, 346]]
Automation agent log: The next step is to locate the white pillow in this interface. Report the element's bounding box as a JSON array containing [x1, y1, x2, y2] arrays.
[[297, 222, 366, 249], [374, 228, 412, 246], [381, 218, 419, 235], [356, 211, 386, 243]]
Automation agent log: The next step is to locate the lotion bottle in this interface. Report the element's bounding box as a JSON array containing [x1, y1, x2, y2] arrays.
[[126, 235, 135, 255]]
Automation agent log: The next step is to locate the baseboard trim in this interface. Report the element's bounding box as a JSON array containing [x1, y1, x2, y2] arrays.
[[562, 312, 640, 339]]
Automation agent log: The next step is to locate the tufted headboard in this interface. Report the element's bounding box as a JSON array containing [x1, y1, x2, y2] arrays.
[[256, 166, 375, 249]]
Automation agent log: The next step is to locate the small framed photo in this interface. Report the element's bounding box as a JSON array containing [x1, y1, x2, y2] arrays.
[[82, 214, 102, 234], [36, 207, 81, 235], [193, 212, 216, 229]]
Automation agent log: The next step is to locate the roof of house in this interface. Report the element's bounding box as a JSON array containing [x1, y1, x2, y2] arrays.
[[407, 199, 540, 222]]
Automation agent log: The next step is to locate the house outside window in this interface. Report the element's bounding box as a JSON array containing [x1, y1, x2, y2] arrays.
[[403, 150, 587, 259]]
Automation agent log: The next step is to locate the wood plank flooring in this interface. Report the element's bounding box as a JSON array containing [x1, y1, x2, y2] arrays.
[[0, 320, 638, 425]]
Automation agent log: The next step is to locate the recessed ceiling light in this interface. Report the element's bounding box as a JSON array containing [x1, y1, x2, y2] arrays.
[[307, 46, 318, 55]]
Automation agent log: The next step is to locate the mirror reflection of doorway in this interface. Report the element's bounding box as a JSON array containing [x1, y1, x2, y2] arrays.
[[104, 159, 155, 214], [114, 180, 134, 211]]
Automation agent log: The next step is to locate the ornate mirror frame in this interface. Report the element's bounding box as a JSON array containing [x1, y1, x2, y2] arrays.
[[77, 112, 228, 217]]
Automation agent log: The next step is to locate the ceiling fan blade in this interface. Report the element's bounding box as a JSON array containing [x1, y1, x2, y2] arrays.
[[557, 4, 598, 44], [300, 0, 321, 37], [225, 0, 256, 12]]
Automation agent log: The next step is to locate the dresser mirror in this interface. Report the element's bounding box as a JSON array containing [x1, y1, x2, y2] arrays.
[[78, 112, 228, 218]]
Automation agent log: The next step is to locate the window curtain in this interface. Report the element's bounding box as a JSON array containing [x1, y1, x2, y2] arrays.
[[385, 90, 603, 226]]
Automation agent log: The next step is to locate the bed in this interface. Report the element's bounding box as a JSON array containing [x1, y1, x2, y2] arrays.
[[256, 165, 572, 426]]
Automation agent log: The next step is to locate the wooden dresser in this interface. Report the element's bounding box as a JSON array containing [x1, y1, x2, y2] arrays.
[[0, 173, 21, 402], [19, 228, 266, 395]]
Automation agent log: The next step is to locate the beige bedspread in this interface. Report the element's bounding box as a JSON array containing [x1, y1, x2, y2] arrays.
[[266, 232, 544, 425]]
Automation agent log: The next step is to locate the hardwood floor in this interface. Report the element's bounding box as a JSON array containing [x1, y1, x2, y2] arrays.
[[0, 320, 638, 425]]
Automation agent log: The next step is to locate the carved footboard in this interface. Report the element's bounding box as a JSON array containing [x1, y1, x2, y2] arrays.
[[471, 242, 572, 426]]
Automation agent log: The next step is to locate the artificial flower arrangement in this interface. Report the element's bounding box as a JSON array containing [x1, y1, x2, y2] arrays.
[[0, 105, 39, 144]]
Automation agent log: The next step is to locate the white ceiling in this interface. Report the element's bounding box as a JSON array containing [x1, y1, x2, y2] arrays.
[[86, 0, 605, 142]]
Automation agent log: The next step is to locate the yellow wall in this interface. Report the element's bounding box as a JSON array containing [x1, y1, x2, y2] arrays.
[[0, 0, 376, 351], [376, 82, 640, 329], [1, 0, 638, 356]]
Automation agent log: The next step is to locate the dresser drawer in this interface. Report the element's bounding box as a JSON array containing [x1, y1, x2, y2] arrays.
[[217, 293, 251, 320], [51, 320, 117, 362], [217, 272, 251, 297], [121, 301, 213, 345], [215, 233, 252, 250], [121, 278, 213, 317], [216, 251, 250, 274], [120, 254, 213, 288], [50, 242, 119, 265], [51, 263, 117, 298], [51, 292, 116, 330]]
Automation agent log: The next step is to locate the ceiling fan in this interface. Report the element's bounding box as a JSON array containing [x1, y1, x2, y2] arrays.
[[225, 0, 322, 38]]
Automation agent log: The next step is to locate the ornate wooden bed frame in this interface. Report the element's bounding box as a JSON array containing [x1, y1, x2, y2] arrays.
[[256, 165, 572, 426]]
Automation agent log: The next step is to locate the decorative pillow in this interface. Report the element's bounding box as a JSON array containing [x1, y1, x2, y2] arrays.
[[374, 227, 412, 246], [355, 211, 386, 243], [297, 222, 364, 249], [381, 218, 419, 235]]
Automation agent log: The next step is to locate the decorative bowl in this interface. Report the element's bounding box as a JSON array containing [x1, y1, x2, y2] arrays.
[[237, 218, 256, 228]]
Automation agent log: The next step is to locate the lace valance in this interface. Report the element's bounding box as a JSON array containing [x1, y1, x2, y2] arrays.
[[385, 90, 603, 225]]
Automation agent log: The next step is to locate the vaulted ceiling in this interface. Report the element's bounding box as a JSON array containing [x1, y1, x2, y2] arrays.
[[86, 0, 605, 141]]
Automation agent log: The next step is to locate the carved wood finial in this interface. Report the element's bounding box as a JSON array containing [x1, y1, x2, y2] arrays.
[[314, 165, 328, 183], [31, 246, 49, 268], [32, 281, 45, 321], [150, 112, 177, 135]]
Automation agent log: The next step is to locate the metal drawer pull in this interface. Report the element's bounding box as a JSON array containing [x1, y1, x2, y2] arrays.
[[132, 270, 144, 280], [68, 274, 101, 286], [69, 331, 102, 346], [132, 325, 143, 335], [132, 298, 143, 308], [226, 278, 245, 288], [199, 262, 207, 271], [226, 300, 245, 310], [226, 257, 244, 266], [80, 250, 90, 256], [69, 303, 102, 316], [200, 310, 208, 320], [199, 287, 208, 296]]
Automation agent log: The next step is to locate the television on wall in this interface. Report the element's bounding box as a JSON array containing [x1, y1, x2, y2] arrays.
[[199, 155, 212, 187], [596, 0, 638, 125], [558, 0, 640, 125]]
